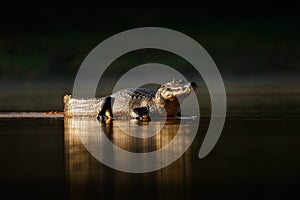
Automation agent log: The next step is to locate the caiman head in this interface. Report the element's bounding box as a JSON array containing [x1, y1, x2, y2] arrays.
[[154, 79, 198, 117]]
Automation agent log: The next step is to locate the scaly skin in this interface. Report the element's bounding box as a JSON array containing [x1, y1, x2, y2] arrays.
[[64, 79, 197, 120]]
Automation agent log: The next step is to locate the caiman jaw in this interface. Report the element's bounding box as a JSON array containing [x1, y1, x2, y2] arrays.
[[152, 80, 197, 117], [155, 81, 198, 104], [175, 82, 197, 101]]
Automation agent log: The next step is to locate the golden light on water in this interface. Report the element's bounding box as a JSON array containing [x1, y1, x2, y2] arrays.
[[64, 117, 194, 198]]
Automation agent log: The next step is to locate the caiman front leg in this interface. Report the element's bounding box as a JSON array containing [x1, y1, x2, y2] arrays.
[[131, 107, 150, 121], [97, 97, 114, 122]]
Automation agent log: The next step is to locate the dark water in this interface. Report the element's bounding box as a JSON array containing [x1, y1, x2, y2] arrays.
[[0, 94, 300, 199]]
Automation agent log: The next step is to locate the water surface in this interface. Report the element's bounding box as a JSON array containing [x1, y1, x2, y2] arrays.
[[0, 93, 299, 199]]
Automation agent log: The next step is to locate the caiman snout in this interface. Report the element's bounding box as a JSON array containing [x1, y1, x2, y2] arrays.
[[156, 80, 197, 102]]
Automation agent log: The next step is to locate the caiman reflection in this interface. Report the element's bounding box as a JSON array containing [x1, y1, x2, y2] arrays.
[[64, 117, 194, 198], [64, 117, 194, 159]]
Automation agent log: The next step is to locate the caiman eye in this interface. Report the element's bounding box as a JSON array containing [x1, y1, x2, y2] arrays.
[[166, 88, 170, 91]]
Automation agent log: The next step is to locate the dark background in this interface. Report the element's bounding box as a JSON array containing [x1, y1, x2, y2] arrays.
[[0, 3, 299, 111], [0, 3, 300, 200]]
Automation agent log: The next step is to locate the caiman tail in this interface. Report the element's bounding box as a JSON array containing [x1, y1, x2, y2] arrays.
[[64, 95, 111, 117]]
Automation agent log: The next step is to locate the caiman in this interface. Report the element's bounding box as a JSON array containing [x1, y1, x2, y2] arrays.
[[64, 79, 197, 121]]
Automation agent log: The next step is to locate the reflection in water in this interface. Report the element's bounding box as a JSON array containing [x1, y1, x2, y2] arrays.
[[64, 117, 195, 199]]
